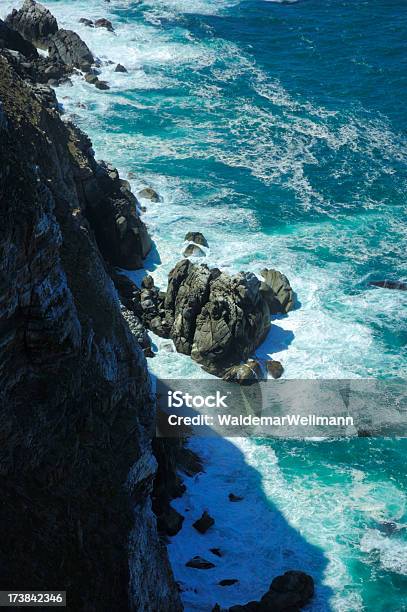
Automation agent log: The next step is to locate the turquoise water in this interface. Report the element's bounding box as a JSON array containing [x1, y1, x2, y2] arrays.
[[2, 0, 406, 609]]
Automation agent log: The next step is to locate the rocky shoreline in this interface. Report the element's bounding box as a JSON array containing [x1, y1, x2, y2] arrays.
[[0, 2, 314, 610]]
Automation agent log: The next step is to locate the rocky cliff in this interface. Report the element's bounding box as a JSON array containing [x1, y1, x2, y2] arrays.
[[0, 54, 180, 611]]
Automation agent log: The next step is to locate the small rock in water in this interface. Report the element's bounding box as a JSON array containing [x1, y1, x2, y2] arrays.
[[95, 80, 110, 90], [210, 548, 223, 557], [193, 510, 215, 534], [85, 73, 98, 84], [218, 579, 239, 587], [369, 280, 407, 291], [79, 18, 94, 27], [184, 231, 209, 248], [228, 493, 244, 502], [223, 359, 262, 384], [266, 360, 284, 379], [115, 63, 128, 73], [183, 243, 206, 258], [138, 187, 161, 202], [185, 556, 215, 570], [143, 347, 155, 358], [95, 18, 114, 31]]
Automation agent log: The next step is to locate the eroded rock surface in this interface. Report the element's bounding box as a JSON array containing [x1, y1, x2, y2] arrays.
[[138, 260, 293, 376], [0, 55, 179, 611]]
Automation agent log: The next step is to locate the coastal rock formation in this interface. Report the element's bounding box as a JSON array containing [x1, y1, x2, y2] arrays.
[[214, 570, 314, 611], [0, 17, 39, 57], [139, 260, 292, 376], [260, 268, 295, 313], [0, 55, 179, 611], [138, 187, 161, 202], [5, 1, 95, 77], [48, 28, 94, 71], [6, 0, 58, 48], [185, 231, 209, 247]]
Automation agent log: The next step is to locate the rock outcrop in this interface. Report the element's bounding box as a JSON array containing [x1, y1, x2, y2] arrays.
[[5, 0, 95, 80], [6, 0, 58, 49], [138, 260, 293, 376], [214, 571, 314, 611], [48, 28, 94, 71], [0, 54, 179, 611]]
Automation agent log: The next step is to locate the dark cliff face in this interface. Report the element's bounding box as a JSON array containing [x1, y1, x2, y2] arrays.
[[0, 57, 181, 611]]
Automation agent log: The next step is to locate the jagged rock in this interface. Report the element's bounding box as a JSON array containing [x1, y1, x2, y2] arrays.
[[184, 231, 209, 248], [138, 187, 161, 202], [190, 270, 272, 375], [82, 159, 152, 269], [0, 18, 39, 58], [95, 79, 110, 90], [370, 280, 407, 291], [223, 360, 262, 384], [6, 0, 58, 49], [157, 505, 184, 537], [228, 571, 314, 612], [193, 511, 215, 534], [0, 55, 181, 612], [210, 548, 223, 557], [261, 268, 295, 313], [115, 63, 127, 72], [186, 556, 215, 570], [165, 260, 213, 355], [48, 28, 94, 71], [140, 260, 293, 377], [183, 243, 206, 258], [259, 571, 314, 611], [141, 275, 155, 290], [95, 18, 114, 32], [266, 360, 284, 379], [79, 18, 94, 27], [219, 579, 239, 587], [85, 72, 98, 84], [228, 493, 244, 502]]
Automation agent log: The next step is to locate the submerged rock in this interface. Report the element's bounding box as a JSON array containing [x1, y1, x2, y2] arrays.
[[186, 556, 215, 570], [193, 510, 215, 534], [228, 493, 244, 502], [219, 579, 239, 587], [79, 18, 94, 28], [95, 18, 114, 32], [95, 79, 110, 90], [138, 187, 161, 202]]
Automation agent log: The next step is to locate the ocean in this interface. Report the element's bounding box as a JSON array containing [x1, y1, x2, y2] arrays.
[[2, 0, 406, 609]]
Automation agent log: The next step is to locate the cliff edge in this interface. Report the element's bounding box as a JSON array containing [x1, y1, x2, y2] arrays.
[[0, 56, 180, 611]]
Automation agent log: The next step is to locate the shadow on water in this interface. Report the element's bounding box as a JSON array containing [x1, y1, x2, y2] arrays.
[[156, 380, 334, 611]]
